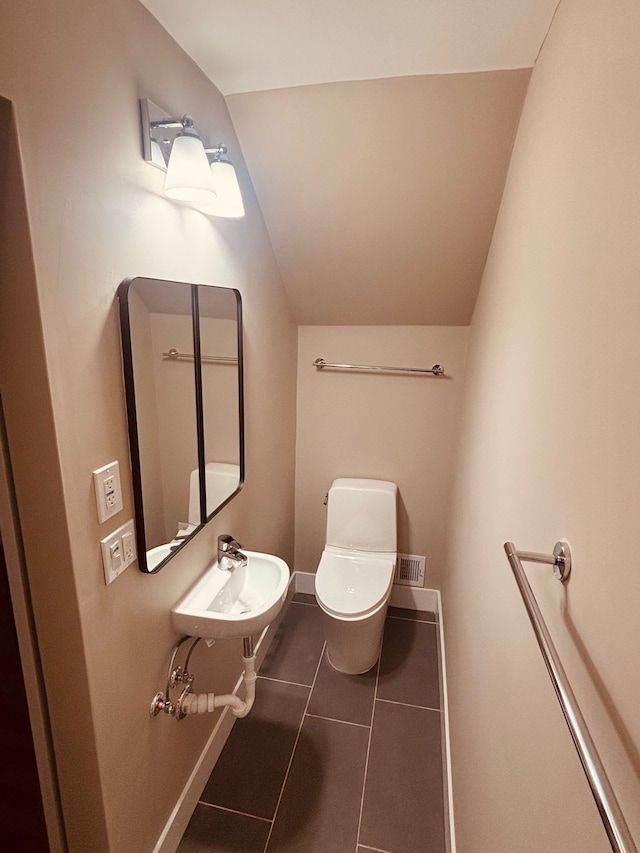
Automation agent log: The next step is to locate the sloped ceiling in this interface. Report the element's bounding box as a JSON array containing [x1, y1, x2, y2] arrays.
[[227, 71, 530, 325], [140, 1, 558, 324]]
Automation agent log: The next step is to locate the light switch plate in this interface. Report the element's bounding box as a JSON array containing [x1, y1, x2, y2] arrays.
[[93, 461, 123, 523], [101, 519, 137, 584]]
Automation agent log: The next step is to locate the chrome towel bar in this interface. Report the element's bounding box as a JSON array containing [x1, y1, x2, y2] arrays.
[[504, 541, 637, 853], [163, 348, 237, 365], [313, 357, 444, 376]]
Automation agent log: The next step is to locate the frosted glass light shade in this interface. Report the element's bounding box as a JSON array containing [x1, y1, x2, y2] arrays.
[[164, 134, 216, 203], [200, 160, 245, 219]]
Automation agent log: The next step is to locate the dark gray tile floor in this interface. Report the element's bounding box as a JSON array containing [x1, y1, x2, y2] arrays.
[[178, 594, 446, 853]]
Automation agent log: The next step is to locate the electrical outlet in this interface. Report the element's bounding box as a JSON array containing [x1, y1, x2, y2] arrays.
[[122, 530, 135, 563], [101, 519, 137, 584], [104, 475, 117, 510], [93, 461, 123, 523]]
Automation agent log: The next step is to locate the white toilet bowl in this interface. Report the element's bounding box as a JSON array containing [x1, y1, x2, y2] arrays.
[[315, 549, 395, 673], [314, 478, 397, 675]]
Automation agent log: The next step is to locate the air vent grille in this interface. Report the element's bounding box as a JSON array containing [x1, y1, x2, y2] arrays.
[[394, 553, 426, 587]]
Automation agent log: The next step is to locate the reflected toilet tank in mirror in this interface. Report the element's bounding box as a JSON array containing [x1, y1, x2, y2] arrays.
[[118, 277, 244, 572]]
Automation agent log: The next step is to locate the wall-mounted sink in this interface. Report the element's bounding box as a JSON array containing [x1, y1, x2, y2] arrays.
[[171, 550, 290, 640]]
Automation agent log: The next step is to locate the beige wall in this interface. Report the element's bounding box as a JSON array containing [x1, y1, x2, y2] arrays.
[[443, 0, 640, 850], [0, 1, 297, 851], [295, 326, 468, 584]]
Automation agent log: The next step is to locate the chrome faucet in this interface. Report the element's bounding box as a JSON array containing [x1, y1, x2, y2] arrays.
[[217, 534, 248, 571]]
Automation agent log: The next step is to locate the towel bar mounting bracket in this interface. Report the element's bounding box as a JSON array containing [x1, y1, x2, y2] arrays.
[[505, 541, 572, 582]]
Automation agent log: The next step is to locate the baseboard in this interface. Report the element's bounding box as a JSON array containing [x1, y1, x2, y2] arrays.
[[436, 590, 456, 853], [292, 570, 316, 594], [153, 698, 236, 853], [389, 583, 438, 613]]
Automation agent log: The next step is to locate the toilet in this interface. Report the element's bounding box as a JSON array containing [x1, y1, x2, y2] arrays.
[[314, 478, 397, 674]]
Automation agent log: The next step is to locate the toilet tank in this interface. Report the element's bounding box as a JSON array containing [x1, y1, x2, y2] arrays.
[[326, 478, 397, 553]]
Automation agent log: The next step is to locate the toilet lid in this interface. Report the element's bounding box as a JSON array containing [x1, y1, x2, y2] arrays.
[[315, 551, 395, 618]]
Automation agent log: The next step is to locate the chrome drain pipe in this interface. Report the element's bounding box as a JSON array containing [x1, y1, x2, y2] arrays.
[[180, 640, 256, 719], [150, 636, 257, 720]]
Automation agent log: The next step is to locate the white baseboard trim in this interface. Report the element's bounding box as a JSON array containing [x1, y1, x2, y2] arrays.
[[153, 700, 236, 853], [292, 570, 315, 594], [389, 584, 438, 612], [436, 590, 456, 853]]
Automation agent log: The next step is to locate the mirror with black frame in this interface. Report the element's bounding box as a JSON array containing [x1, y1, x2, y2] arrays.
[[118, 277, 244, 573]]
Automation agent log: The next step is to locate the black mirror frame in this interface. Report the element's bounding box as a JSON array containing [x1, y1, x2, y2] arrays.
[[118, 277, 244, 573]]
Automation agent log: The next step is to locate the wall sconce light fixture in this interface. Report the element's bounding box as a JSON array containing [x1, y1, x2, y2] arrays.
[[201, 146, 246, 219], [140, 99, 245, 218]]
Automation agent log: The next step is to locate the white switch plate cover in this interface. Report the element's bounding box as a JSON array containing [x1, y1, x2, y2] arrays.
[[93, 461, 123, 523], [101, 519, 137, 584]]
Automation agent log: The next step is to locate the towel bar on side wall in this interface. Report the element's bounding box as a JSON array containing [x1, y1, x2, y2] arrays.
[[163, 348, 238, 365], [313, 357, 444, 376], [504, 541, 637, 853]]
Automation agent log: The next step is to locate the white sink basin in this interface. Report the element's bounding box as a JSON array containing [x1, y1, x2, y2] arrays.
[[171, 550, 290, 640], [147, 543, 172, 572]]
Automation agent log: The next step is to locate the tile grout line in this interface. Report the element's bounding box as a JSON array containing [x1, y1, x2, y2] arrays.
[[387, 614, 437, 625], [261, 641, 327, 853], [375, 696, 443, 714], [304, 712, 371, 730], [197, 800, 273, 824], [257, 674, 313, 688], [354, 647, 382, 852]]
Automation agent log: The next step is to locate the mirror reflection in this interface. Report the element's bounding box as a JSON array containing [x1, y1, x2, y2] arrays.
[[199, 283, 242, 517], [118, 277, 244, 572]]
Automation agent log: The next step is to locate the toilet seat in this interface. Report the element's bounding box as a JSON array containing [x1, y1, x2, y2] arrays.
[[315, 551, 395, 619]]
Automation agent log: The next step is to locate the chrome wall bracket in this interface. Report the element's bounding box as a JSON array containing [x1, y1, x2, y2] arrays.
[[149, 635, 199, 720], [504, 540, 572, 582], [551, 541, 572, 581]]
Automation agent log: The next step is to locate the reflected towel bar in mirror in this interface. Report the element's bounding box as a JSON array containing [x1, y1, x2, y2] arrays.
[[164, 348, 238, 365], [313, 357, 444, 376]]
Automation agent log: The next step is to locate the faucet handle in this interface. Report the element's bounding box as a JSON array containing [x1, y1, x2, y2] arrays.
[[218, 533, 242, 554], [217, 534, 247, 571]]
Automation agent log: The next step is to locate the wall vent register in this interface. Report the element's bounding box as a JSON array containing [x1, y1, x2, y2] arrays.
[[395, 553, 426, 587]]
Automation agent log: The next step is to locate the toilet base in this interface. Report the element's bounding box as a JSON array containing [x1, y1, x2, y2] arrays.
[[326, 648, 380, 676], [319, 598, 389, 675]]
